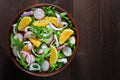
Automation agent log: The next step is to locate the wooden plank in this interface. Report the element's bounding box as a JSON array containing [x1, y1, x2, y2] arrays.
[[100, 0, 119, 80], [72, 0, 100, 80]]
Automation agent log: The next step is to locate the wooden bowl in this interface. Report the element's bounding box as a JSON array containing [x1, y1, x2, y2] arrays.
[[7, 3, 79, 77]]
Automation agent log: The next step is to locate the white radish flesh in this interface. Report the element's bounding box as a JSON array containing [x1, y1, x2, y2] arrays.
[[69, 36, 76, 44], [37, 48, 45, 54], [24, 31, 34, 39], [41, 60, 50, 71], [41, 44, 48, 49], [29, 63, 41, 71], [62, 47, 72, 57], [14, 33, 23, 42], [58, 58, 68, 64], [12, 46, 21, 58], [34, 8, 45, 19], [12, 24, 17, 34]]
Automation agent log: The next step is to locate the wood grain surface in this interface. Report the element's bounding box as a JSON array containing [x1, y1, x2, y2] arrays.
[[0, 0, 119, 80]]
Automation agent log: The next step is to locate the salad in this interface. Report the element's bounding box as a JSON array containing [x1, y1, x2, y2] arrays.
[[10, 6, 76, 72]]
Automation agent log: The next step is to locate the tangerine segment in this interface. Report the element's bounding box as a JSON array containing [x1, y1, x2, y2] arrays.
[[50, 46, 58, 65], [22, 45, 31, 52], [32, 17, 49, 27], [29, 38, 40, 47], [18, 17, 32, 31], [49, 17, 62, 28], [59, 29, 74, 44]]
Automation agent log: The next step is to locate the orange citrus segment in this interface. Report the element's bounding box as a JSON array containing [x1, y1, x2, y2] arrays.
[[18, 17, 32, 31], [50, 46, 58, 65], [59, 29, 74, 44], [49, 17, 62, 28], [29, 38, 40, 47], [22, 45, 31, 52], [32, 17, 49, 27]]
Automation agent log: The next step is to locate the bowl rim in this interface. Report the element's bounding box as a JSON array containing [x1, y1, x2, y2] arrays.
[[7, 3, 80, 77]]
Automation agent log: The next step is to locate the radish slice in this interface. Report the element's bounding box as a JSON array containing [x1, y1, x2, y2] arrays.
[[55, 13, 62, 24], [69, 36, 76, 44], [12, 24, 17, 34], [41, 44, 48, 49], [26, 54, 35, 65], [41, 60, 50, 71], [21, 11, 34, 17], [62, 47, 72, 56], [32, 48, 39, 57], [29, 63, 41, 71], [37, 48, 45, 54], [24, 31, 34, 39], [57, 45, 66, 50], [14, 33, 23, 42], [34, 8, 45, 19], [24, 26, 32, 32], [54, 34, 59, 47], [12, 46, 21, 58], [58, 58, 68, 64], [23, 41, 33, 50]]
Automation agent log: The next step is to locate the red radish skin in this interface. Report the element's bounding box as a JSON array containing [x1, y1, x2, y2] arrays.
[[34, 8, 45, 19], [41, 60, 50, 72], [57, 45, 66, 50], [24, 31, 34, 39], [14, 33, 23, 42]]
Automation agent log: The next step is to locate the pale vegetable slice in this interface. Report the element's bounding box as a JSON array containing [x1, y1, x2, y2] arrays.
[[54, 34, 59, 47], [24, 31, 34, 39], [18, 17, 32, 31], [62, 47, 72, 57], [14, 33, 23, 42], [34, 8, 45, 19], [12, 24, 17, 34], [58, 58, 68, 64], [41, 60, 50, 71], [23, 41, 33, 50], [29, 63, 41, 71], [12, 46, 21, 58], [69, 36, 76, 44], [57, 45, 66, 50], [24, 26, 32, 32], [21, 11, 34, 17], [59, 29, 74, 44]]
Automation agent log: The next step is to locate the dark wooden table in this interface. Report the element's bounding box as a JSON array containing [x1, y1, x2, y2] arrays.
[[0, 0, 120, 80]]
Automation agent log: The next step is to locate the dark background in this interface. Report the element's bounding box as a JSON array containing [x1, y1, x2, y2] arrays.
[[0, 0, 120, 80]]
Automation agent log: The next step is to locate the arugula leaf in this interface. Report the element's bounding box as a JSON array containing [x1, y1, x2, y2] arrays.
[[58, 51, 65, 59], [42, 6, 57, 16]]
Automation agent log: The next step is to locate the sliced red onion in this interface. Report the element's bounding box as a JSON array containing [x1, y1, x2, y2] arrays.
[[24, 26, 32, 32], [12, 46, 21, 58], [58, 58, 68, 64], [49, 23, 63, 31], [29, 63, 41, 71], [21, 11, 34, 17], [34, 8, 45, 19], [54, 34, 59, 47], [25, 54, 31, 65], [41, 60, 50, 71], [24, 31, 34, 39], [61, 22, 68, 28], [69, 36, 76, 44], [23, 41, 33, 50], [14, 33, 23, 42], [32, 48, 39, 57], [62, 47, 72, 57], [12, 24, 17, 34], [55, 13, 62, 24], [46, 35, 54, 45], [57, 45, 66, 51], [30, 54, 35, 64], [46, 24, 53, 30]]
